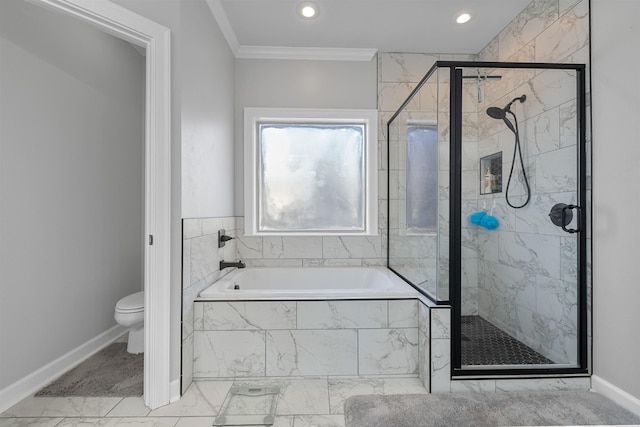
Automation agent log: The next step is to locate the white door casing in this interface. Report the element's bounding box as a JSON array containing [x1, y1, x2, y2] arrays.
[[30, 0, 172, 409]]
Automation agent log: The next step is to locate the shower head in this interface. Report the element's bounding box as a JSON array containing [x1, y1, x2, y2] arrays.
[[486, 94, 527, 133], [486, 106, 506, 120]]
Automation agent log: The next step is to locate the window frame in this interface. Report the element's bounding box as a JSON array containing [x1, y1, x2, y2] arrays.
[[405, 120, 439, 236], [244, 107, 378, 236]]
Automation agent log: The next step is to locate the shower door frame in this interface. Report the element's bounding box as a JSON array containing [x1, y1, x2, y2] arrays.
[[446, 61, 589, 377]]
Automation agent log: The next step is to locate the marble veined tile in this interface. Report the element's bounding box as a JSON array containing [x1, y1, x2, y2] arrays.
[[2, 397, 121, 418], [535, 0, 589, 63], [57, 418, 179, 426], [498, 0, 558, 61], [174, 417, 217, 427], [193, 331, 265, 378], [250, 379, 330, 416], [294, 415, 345, 426], [380, 53, 439, 84], [450, 380, 497, 393], [189, 234, 219, 284], [358, 329, 419, 375], [297, 301, 387, 329], [536, 275, 578, 329], [495, 377, 590, 392], [262, 236, 322, 259], [523, 107, 561, 156], [497, 231, 561, 279], [148, 381, 233, 417], [64, 418, 180, 426], [106, 397, 150, 417], [201, 302, 296, 330], [431, 308, 450, 339], [389, 300, 418, 327], [0, 419, 63, 427], [514, 192, 577, 237], [535, 147, 577, 194], [430, 338, 451, 393], [328, 378, 427, 414], [266, 330, 357, 376], [322, 236, 382, 259]]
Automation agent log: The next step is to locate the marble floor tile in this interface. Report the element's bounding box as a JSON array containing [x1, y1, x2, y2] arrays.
[[1, 396, 122, 418], [106, 397, 151, 417], [0, 418, 63, 427], [328, 377, 427, 414], [55, 417, 179, 426], [174, 416, 216, 427], [294, 414, 345, 427], [271, 379, 330, 416], [148, 381, 233, 417]]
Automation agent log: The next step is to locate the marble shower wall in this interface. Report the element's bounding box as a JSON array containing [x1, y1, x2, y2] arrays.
[[181, 216, 238, 394], [382, 53, 472, 301], [471, 0, 590, 365]]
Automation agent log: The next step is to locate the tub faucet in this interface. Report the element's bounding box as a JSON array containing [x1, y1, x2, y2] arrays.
[[220, 260, 246, 270]]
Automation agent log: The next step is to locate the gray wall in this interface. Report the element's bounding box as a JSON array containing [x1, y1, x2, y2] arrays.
[[181, 0, 236, 218], [591, 0, 640, 401], [0, 0, 144, 388]]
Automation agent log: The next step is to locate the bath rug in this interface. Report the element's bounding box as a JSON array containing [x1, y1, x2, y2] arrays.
[[35, 342, 143, 397], [344, 390, 640, 427]]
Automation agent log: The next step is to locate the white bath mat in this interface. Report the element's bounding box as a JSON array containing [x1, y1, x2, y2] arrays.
[[214, 385, 280, 426]]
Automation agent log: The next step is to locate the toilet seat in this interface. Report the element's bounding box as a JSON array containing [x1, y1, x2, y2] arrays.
[[115, 291, 144, 313]]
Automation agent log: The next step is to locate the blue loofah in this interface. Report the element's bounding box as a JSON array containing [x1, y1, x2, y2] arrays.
[[470, 211, 487, 225], [480, 215, 499, 230]]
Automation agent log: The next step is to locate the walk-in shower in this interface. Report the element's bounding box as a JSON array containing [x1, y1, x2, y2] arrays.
[[387, 61, 588, 377]]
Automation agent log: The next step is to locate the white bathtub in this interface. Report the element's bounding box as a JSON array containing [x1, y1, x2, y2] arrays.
[[197, 267, 419, 300]]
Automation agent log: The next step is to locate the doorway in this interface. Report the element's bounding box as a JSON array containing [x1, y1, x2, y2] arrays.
[[9, 0, 172, 409]]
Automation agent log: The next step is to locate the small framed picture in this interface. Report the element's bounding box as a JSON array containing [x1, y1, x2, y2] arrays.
[[480, 152, 503, 195]]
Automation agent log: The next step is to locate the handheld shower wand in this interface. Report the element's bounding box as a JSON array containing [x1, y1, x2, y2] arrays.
[[485, 95, 530, 209]]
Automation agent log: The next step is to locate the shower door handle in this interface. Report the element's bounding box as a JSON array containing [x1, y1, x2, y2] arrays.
[[561, 204, 581, 234], [549, 203, 582, 233]]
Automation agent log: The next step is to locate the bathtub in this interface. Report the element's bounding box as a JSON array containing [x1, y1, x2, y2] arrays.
[[197, 267, 419, 300]]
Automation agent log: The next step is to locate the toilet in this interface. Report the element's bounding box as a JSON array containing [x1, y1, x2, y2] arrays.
[[114, 291, 144, 354]]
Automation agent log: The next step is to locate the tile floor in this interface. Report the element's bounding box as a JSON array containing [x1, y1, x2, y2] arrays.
[[0, 376, 428, 426]]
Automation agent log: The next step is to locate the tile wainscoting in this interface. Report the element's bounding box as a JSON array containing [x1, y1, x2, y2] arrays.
[[192, 300, 420, 379]]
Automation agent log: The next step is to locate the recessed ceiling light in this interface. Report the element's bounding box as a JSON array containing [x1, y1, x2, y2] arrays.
[[456, 13, 471, 24], [297, 2, 319, 19]]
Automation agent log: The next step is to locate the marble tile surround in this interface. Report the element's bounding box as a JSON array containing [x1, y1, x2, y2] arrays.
[[193, 299, 420, 379], [182, 216, 238, 394]]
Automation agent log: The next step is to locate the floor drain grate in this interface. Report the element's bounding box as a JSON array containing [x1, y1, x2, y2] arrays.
[[214, 385, 280, 426]]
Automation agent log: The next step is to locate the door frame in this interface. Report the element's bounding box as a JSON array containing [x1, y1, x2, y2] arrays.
[[32, 0, 172, 409]]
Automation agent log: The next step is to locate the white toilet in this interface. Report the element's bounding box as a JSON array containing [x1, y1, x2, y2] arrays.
[[114, 291, 144, 354]]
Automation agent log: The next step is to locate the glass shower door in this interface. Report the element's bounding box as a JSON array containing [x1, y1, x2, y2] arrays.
[[453, 65, 587, 372]]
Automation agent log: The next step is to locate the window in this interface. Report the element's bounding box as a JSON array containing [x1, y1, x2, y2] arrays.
[[406, 124, 438, 233], [244, 108, 378, 235]]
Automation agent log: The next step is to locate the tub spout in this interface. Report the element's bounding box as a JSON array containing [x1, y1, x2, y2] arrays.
[[220, 260, 246, 270]]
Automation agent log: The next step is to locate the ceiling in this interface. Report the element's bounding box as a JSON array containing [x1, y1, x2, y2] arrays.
[[208, 0, 533, 56]]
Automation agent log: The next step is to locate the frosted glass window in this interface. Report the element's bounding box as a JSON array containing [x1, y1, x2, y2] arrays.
[[406, 125, 438, 232], [258, 124, 364, 232], [244, 108, 378, 236]]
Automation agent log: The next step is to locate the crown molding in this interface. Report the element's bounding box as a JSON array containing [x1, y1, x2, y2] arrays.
[[204, 0, 239, 56], [204, 0, 376, 61], [236, 45, 377, 61]]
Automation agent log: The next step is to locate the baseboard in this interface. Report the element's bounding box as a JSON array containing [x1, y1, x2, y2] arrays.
[[592, 375, 640, 416], [0, 325, 127, 414]]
